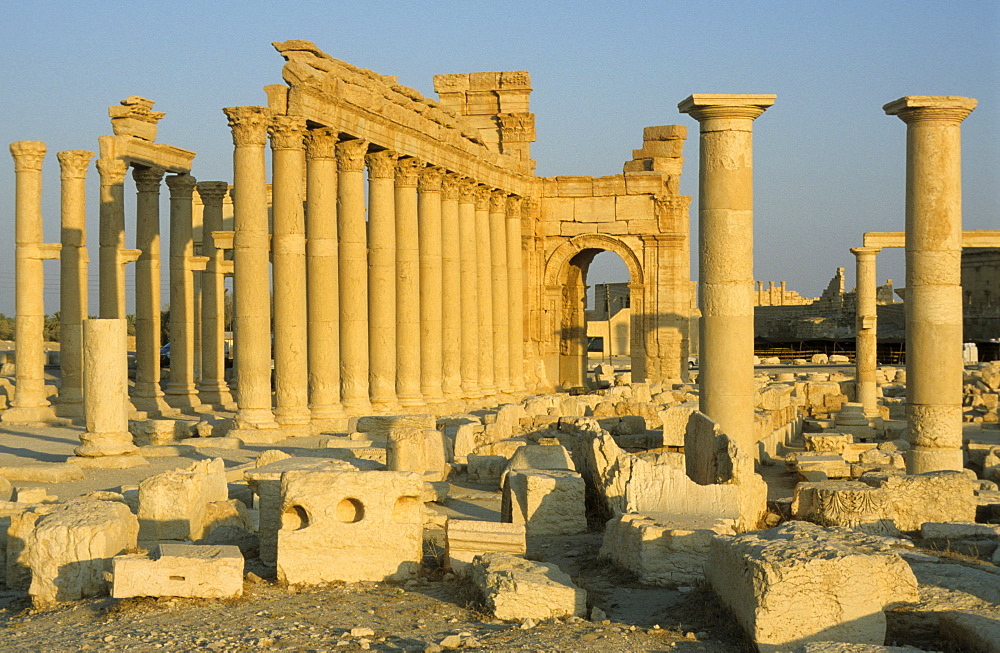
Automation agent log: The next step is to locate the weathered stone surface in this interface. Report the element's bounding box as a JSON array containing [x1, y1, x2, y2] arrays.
[[469, 552, 586, 620], [657, 403, 696, 447], [599, 512, 734, 585], [706, 522, 918, 652], [112, 543, 243, 599], [793, 481, 897, 535], [138, 458, 228, 541], [501, 469, 586, 536], [793, 644, 928, 652], [387, 427, 450, 481], [938, 609, 1000, 653], [499, 443, 575, 488], [445, 519, 526, 572], [861, 471, 976, 531], [277, 470, 424, 584], [355, 414, 435, 438], [0, 462, 85, 482]]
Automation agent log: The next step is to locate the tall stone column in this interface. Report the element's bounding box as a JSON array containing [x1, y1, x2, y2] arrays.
[[164, 173, 202, 409], [489, 190, 511, 392], [196, 182, 234, 407], [337, 139, 371, 413], [131, 166, 173, 415], [366, 149, 398, 410], [395, 157, 423, 407], [506, 195, 526, 392], [305, 128, 345, 424], [440, 173, 463, 399], [56, 149, 94, 418], [269, 116, 310, 427], [475, 186, 496, 396], [457, 179, 480, 397], [679, 94, 775, 456], [97, 157, 128, 319], [884, 95, 977, 473], [223, 106, 279, 433], [851, 246, 881, 419], [418, 165, 445, 403], [2, 141, 60, 424]]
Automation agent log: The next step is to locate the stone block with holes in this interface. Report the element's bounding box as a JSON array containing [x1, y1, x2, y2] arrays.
[[111, 543, 244, 599], [276, 469, 424, 584]]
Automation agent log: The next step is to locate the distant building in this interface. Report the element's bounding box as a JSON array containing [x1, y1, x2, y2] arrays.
[[963, 248, 1000, 343]]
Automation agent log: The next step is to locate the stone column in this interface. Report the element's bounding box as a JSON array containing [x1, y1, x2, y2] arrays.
[[418, 165, 445, 403], [97, 157, 128, 319], [337, 139, 371, 413], [196, 182, 234, 407], [679, 94, 775, 456], [884, 95, 977, 473], [395, 157, 423, 407], [269, 115, 310, 427], [475, 186, 496, 396], [131, 165, 173, 415], [851, 246, 881, 419], [506, 195, 526, 392], [489, 190, 511, 393], [305, 128, 345, 424], [440, 173, 463, 399], [366, 149, 398, 410], [457, 179, 480, 397], [223, 106, 279, 432], [73, 318, 145, 467], [164, 173, 201, 409], [2, 141, 60, 424], [56, 150, 94, 418]]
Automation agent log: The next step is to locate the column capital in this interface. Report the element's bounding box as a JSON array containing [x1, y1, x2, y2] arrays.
[[506, 195, 523, 216], [457, 177, 478, 202], [883, 96, 976, 124], [678, 94, 776, 122], [850, 246, 882, 258], [165, 173, 198, 198], [9, 141, 46, 172], [336, 138, 369, 172], [474, 185, 492, 210], [418, 165, 444, 192], [489, 189, 508, 212], [521, 197, 539, 219], [132, 165, 166, 192], [395, 157, 423, 187], [268, 115, 308, 150], [96, 158, 128, 185], [441, 172, 461, 200], [222, 106, 271, 147], [305, 128, 339, 160], [196, 181, 229, 205], [365, 149, 398, 179], [56, 150, 95, 179]]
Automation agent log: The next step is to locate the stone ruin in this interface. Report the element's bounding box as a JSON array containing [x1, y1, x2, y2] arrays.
[[0, 41, 998, 651]]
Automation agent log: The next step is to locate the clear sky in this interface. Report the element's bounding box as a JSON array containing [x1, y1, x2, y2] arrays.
[[0, 0, 997, 315]]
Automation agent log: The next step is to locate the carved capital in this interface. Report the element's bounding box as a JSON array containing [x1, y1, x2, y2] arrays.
[[305, 128, 339, 160], [883, 96, 977, 124], [268, 115, 308, 150], [10, 141, 46, 172], [474, 185, 492, 210], [499, 113, 536, 142], [418, 165, 444, 193], [489, 190, 508, 213], [521, 197, 539, 219], [56, 150, 94, 179], [165, 173, 198, 198], [197, 181, 230, 205], [336, 139, 369, 173], [222, 106, 271, 148], [506, 195, 523, 217], [96, 158, 129, 185], [395, 157, 423, 187], [365, 149, 398, 179], [441, 172, 461, 200], [457, 177, 478, 202], [132, 165, 166, 193]]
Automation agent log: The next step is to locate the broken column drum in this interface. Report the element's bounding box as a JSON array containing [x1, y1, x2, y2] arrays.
[[77, 318, 141, 458]]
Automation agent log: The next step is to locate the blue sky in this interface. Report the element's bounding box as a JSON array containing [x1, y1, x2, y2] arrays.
[[0, 1, 996, 314]]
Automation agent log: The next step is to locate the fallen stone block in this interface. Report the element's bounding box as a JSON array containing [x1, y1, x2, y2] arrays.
[[469, 552, 586, 620], [706, 521, 918, 652], [499, 443, 575, 488], [939, 609, 1000, 653], [355, 414, 435, 438], [803, 433, 851, 454], [445, 520, 526, 572], [111, 543, 243, 599], [0, 462, 85, 483], [501, 469, 586, 536], [792, 481, 897, 535], [599, 512, 734, 585], [138, 458, 228, 541], [466, 453, 508, 485], [793, 643, 929, 652], [861, 471, 977, 531], [387, 427, 450, 481]]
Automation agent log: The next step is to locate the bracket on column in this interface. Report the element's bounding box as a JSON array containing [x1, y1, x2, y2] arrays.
[[211, 230, 234, 249], [189, 255, 209, 271], [118, 249, 141, 265], [25, 243, 63, 260]]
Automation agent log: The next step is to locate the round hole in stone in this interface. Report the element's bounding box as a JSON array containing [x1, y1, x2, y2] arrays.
[[282, 505, 310, 530], [336, 497, 365, 523], [392, 495, 420, 522]]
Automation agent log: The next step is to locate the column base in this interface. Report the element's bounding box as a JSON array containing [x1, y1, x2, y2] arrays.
[[55, 395, 85, 419], [275, 407, 312, 427], [70, 452, 148, 469], [75, 435, 141, 458], [0, 404, 67, 425], [197, 386, 235, 408], [163, 386, 203, 409], [131, 392, 181, 418], [229, 426, 293, 445], [905, 446, 964, 474], [234, 408, 280, 431], [311, 417, 352, 435], [370, 399, 402, 414], [396, 393, 424, 408]]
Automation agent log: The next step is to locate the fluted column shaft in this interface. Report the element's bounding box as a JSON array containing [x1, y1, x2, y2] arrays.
[[395, 158, 423, 406], [97, 157, 128, 319], [56, 150, 94, 417], [506, 196, 526, 392], [489, 191, 510, 392], [366, 150, 398, 409], [418, 166, 445, 403], [269, 116, 310, 426], [440, 174, 463, 398], [223, 106, 278, 430], [679, 94, 775, 456], [305, 128, 345, 421], [457, 180, 480, 397], [196, 182, 233, 406], [164, 173, 201, 409], [852, 246, 881, 418], [475, 186, 496, 396], [885, 95, 977, 473], [337, 139, 371, 412]]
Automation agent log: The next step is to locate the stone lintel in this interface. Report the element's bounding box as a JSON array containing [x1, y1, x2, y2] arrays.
[[98, 134, 195, 174], [864, 230, 1000, 249]]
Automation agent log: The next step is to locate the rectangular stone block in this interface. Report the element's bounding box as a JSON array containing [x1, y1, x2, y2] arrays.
[[445, 520, 526, 572], [633, 139, 684, 158], [643, 125, 687, 141], [355, 414, 435, 439], [862, 470, 977, 531], [501, 469, 586, 536], [573, 196, 615, 223], [387, 427, 450, 481], [555, 176, 593, 197], [614, 194, 654, 221], [792, 480, 896, 534], [112, 543, 243, 599], [469, 552, 586, 620], [277, 470, 424, 584], [591, 175, 626, 196], [138, 458, 227, 541], [623, 173, 667, 195]]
